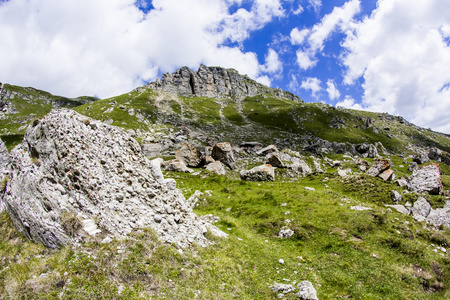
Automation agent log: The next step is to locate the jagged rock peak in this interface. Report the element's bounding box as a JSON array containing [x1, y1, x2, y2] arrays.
[[145, 64, 302, 102], [2, 109, 224, 248]]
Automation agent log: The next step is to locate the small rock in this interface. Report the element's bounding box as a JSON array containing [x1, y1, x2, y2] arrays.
[[297, 281, 319, 300]]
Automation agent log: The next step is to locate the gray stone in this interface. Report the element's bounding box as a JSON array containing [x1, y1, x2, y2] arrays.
[[367, 158, 390, 177], [212, 142, 235, 169], [385, 205, 410, 215], [150, 158, 165, 183], [269, 283, 295, 294], [205, 161, 226, 175], [240, 164, 275, 182], [256, 145, 278, 156], [408, 164, 443, 195], [162, 159, 194, 173], [2, 109, 225, 249], [378, 169, 394, 181], [146, 65, 302, 102], [411, 197, 431, 221], [391, 190, 402, 202], [278, 228, 294, 238], [175, 143, 203, 167], [297, 281, 319, 300]]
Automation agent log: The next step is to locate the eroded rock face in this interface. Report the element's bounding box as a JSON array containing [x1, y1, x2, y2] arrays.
[[146, 65, 302, 102], [408, 164, 443, 195], [2, 109, 223, 248], [0, 138, 11, 211]]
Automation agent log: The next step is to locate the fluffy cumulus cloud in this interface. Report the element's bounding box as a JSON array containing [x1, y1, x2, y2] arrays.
[[326, 79, 340, 101], [300, 77, 321, 98], [341, 0, 450, 133], [0, 0, 285, 98], [336, 95, 363, 110], [290, 0, 360, 69]]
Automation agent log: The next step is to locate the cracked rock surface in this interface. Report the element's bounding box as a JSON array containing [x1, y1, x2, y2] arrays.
[[2, 109, 224, 248]]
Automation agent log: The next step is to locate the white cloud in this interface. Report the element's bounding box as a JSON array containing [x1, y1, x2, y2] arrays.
[[326, 79, 340, 100], [292, 4, 303, 15], [290, 0, 360, 70], [290, 27, 309, 45], [296, 50, 317, 70], [336, 95, 363, 110], [308, 0, 322, 13], [300, 77, 321, 98], [341, 0, 450, 133], [307, 0, 360, 52], [0, 0, 285, 98], [261, 48, 283, 74]]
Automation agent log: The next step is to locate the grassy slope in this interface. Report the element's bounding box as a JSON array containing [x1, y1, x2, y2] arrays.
[[1, 162, 449, 299], [0, 84, 97, 149], [72, 90, 450, 154]]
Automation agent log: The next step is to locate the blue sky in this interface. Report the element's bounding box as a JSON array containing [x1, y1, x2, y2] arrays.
[[1, 0, 450, 133]]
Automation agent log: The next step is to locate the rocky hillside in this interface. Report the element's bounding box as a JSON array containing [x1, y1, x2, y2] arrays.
[[1, 66, 450, 299], [0, 82, 98, 149]]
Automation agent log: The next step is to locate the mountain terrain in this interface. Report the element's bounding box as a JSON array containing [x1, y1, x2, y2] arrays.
[[0, 65, 450, 299]]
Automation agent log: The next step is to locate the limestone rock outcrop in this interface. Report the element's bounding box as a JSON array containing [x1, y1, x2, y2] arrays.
[[2, 109, 224, 248], [408, 164, 443, 195], [146, 65, 302, 102]]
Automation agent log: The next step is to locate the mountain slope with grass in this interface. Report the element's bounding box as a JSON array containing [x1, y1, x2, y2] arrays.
[[1, 65, 450, 299]]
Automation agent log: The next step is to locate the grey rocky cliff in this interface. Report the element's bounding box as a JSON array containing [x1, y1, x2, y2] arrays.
[[2, 109, 224, 248], [145, 65, 302, 102]]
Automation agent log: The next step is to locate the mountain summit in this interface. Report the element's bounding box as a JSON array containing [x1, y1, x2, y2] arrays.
[[144, 64, 301, 102]]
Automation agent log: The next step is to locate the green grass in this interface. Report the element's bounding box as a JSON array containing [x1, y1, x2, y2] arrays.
[[1, 162, 450, 299]]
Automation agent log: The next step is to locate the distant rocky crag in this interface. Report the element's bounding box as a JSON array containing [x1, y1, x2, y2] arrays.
[[144, 64, 302, 102], [1, 109, 225, 248]]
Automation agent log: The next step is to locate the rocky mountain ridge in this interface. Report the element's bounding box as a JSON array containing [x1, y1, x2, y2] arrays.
[[143, 64, 301, 102]]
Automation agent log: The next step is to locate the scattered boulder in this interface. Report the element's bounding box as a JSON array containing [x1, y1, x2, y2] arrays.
[[297, 281, 319, 300], [355, 143, 378, 158], [396, 177, 408, 187], [205, 161, 226, 175], [2, 109, 224, 248], [175, 143, 203, 167], [367, 158, 390, 177], [337, 169, 352, 178], [426, 205, 450, 228], [141, 143, 162, 157], [429, 148, 450, 166], [269, 283, 295, 294], [265, 151, 312, 176], [203, 155, 215, 165], [256, 145, 278, 156], [278, 228, 294, 238], [378, 169, 394, 181], [411, 197, 432, 222], [408, 164, 443, 195], [162, 159, 194, 173], [391, 190, 402, 203], [239, 142, 263, 152], [385, 204, 410, 215], [212, 142, 235, 169], [240, 164, 275, 182], [355, 158, 370, 172], [413, 152, 429, 165]]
